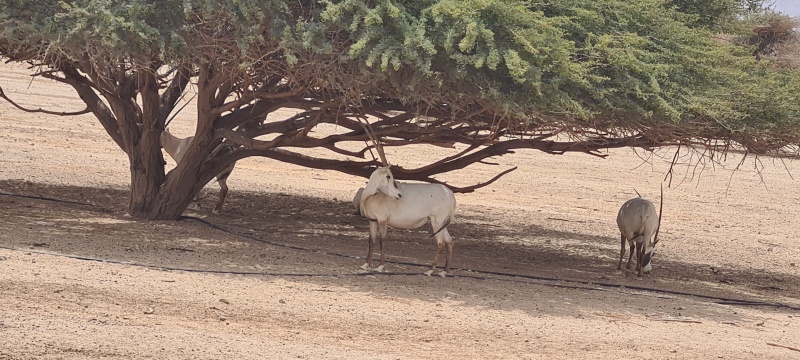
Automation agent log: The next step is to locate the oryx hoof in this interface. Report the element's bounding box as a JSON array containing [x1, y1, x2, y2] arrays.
[[375, 265, 385, 273], [212, 209, 221, 215], [438, 271, 448, 278], [359, 263, 371, 271], [423, 270, 434, 277]]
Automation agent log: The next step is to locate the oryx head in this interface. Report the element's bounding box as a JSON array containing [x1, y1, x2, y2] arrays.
[[642, 184, 664, 274], [641, 240, 657, 274], [368, 166, 402, 200]]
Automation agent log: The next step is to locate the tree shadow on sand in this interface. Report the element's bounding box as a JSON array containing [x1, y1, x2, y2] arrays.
[[1, 179, 798, 320]]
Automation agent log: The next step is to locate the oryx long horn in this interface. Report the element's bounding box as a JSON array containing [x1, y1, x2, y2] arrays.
[[653, 183, 664, 246], [359, 118, 389, 166]]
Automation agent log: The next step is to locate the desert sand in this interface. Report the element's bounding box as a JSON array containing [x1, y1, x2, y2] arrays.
[[1, 62, 798, 359]]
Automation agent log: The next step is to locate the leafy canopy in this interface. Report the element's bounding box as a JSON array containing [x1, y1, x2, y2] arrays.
[[1, 0, 799, 159]]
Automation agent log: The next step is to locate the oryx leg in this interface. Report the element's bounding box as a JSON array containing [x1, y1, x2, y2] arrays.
[[425, 242, 445, 277], [425, 228, 451, 277], [361, 221, 378, 271], [626, 241, 636, 270], [617, 235, 626, 272], [635, 242, 645, 278], [212, 175, 230, 215], [376, 222, 388, 272], [443, 230, 454, 277]]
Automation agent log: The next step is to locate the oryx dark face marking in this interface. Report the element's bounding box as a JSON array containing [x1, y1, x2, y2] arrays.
[[642, 246, 656, 273]]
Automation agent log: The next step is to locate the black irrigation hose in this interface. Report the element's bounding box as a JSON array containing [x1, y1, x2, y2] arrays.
[[186, 216, 800, 311], [185, 215, 364, 260], [0, 191, 108, 210], [0, 244, 422, 278], [0, 244, 317, 276], [2, 191, 799, 311]]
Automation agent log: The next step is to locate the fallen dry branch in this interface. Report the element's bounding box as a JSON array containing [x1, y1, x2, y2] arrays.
[[649, 316, 702, 324], [766, 342, 800, 352], [757, 240, 781, 247]]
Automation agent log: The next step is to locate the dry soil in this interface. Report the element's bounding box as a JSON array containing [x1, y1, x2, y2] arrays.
[[1, 63, 799, 359]]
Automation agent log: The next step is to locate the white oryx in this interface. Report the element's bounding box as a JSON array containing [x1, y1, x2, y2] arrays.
[[616, 186, 663, 278], [358, 166, 457, 277], [355, 124, 457, 277], [160, 129, 237, 214]]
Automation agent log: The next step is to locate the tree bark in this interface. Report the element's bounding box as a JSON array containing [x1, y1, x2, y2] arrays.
[[55, 62, 207, 220], [125, 63, 227, 220], [127, 68, 171, 218]]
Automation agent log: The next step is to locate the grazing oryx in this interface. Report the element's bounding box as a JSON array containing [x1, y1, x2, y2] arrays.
[[160, 129, 237, 214], [616, 186, 663, 278], [355, 123, 457, 277]]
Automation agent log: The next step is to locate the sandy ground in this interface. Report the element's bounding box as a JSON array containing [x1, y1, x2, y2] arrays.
[[1, 63, 799, 359]]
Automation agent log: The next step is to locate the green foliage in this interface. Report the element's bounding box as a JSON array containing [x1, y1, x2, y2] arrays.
[[665, 0, 741, 30], [1, 0, 185, 60], [726, 68, 800, 135], [0, 0, 291, 63], [311, 0, 780, 125], [1, 0, 799, 150]]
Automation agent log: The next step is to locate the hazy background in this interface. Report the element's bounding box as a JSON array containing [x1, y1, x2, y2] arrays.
[[773, 0, 799, 16]]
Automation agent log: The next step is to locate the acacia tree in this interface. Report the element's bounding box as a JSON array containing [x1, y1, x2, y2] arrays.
[[1, 0, 799, 220]]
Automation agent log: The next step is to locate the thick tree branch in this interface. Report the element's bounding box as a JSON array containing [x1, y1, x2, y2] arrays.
[[229, 148, 378, 178], [323, 143, 369, 158], [0, 86, 90, 116], [215, 100, 284, 129], [51, 64, 126, 150], [159, 65, 192, 124], [423, 166, 518, 193], [212, 88, 301, 116], [219, 147, 516, 193]]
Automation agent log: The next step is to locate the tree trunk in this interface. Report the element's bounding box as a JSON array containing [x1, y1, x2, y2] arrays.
[[127, 138, 229, 220], [125, 63, 231, 220], [126, 133, 187, 220], [101, 64, 215, 220], [58, 61, 229, 220], [129, 175, 200, 220], [126, 126, 220, 220]]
